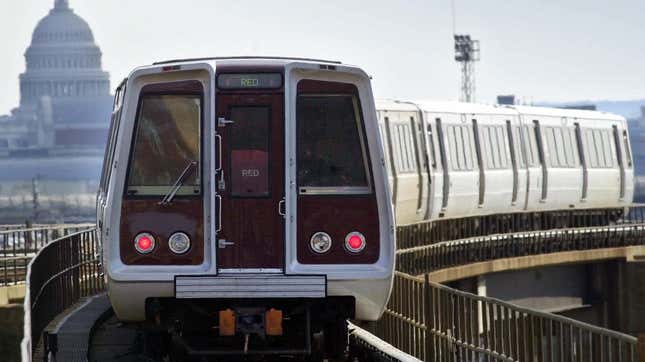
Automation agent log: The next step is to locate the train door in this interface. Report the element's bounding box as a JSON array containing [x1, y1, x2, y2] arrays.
[[421, 112, 440, 220], [388, 112, 421, 224], [582, 124, 620, 205], [518, 116, 543, 210], [540, 118, 583, 209], [215, 80, 285, 270], [439, 114, 478, 217], [474, 115, 514, 214], [410, 112, 429, 221]]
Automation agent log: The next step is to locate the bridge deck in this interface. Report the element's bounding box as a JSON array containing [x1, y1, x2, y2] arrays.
[[37, 294, 111, 361]]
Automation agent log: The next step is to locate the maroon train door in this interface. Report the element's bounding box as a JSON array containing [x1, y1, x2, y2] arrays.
[[215, 88, 285, 270]]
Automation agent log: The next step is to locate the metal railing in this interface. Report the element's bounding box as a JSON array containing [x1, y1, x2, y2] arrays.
[[397, 207, 644, 251], [20, 228, 103, 361], [398, 223, 645, 276], [376, 272, 639, 362], [0, 224, 94, 286], [398, 220, 645, 276]]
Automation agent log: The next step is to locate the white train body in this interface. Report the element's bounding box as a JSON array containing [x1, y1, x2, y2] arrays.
[[376, 99, 634, 225]]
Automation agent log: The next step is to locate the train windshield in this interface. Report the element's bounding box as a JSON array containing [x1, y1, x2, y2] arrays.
[[126, 94, 201, 196], [297, 94, 370, 194]]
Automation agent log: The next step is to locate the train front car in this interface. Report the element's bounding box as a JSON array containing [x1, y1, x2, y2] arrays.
[[98, 58, 395, 359]]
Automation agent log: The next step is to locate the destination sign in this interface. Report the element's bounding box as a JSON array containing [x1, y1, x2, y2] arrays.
[[217, 73, 282, 90]]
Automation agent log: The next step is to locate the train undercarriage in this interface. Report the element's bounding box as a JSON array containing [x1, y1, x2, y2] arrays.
[[141, 297, 355, 361]]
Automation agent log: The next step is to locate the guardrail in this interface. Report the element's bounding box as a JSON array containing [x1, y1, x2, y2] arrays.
[[376, 272, 640, 362], [0, 224, 94, 286], [396, 207, 638, 250], [20, 228, 103, 361], [397, 223, 645, 276]]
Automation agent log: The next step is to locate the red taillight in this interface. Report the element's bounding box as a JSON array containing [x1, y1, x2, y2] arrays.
[[345, 232, 366, 253], [134, 233, 155, 254]]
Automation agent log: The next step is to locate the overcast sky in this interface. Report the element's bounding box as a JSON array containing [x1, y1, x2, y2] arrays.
[[0, 0, 643, 115]]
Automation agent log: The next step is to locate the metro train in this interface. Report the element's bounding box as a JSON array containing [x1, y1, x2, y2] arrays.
[[376, 100, 634, 225], [96, 56, 633, 359], [97, 57, 394, 359]]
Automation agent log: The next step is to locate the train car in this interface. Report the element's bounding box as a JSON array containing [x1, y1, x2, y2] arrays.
[[96, 57, 396, 359], [376, 99, 634, 225]]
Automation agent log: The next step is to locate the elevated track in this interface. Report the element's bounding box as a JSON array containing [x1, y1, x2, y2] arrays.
[[13, 206, 645, 361]]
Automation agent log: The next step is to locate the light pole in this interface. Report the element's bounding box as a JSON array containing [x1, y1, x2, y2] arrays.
[[454, 34, 480, 102]]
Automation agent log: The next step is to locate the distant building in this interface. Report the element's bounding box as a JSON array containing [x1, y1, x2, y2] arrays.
[[497, 95, 516, 105], [0, 0, 112, 155], [561, 104, 597, 111]]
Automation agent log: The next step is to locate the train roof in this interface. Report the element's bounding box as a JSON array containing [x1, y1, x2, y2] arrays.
[[153, 56, 343, 66], [376, 98, 626, 121], [511, 105, 625, 121]]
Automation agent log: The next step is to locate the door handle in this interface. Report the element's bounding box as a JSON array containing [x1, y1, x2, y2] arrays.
[[278, 198, 286, 217], [216, 195, 222, 232]]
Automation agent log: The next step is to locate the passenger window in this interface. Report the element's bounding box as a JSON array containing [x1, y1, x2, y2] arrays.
[[394, 125, 405, 172], [229, 107, 270, 197], [127, 94, 201, 195], [405, 125, 417, 171], [522, 125, 537, 167], [513, 126, 526, 167], [623, 130, 633, 168], [563, 128, 576, 167], [100, 84, 125, 192], [604, 130, 615, 167], [462, 126, 474, 170], [297, 95, 370, 192], [378, 123, 392, 177], [586, 130, 600, 168], [496, 126, 508, 168], [427, 123, 437, 168], [447, 125, 473, 171]]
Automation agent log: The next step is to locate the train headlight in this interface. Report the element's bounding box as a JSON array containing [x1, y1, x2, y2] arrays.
[[134, 233, 155, 254], [345, 232, 366, 253], [310, 232, 332, 254], [168, 232, 191, 255]]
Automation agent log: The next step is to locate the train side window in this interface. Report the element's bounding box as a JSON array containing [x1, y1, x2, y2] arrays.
[[522, 125, 537, 167], [126, 94, 202, 196], [297, 95, 370, 192], [229, 107, 270, 197], [100, 83, 125, 193], [378, 123, 393, 177], [496, 126, 509, 169], [463, 125, 474, 170], [448, 126, 457, 170], [401, 124, 415, 172], [482, 127, 495, 168], [546, 127, 560, 167], [447, 125, 474, 171], [427, 123, 437, 168], [394, 125, 406, 172], [563, 128, 577, 167], [604, 130, 616, 167], [404, 124, 418, 171], [623, 130, 633, 168], [586, 129, 600, 168], [513, 126, 526, 168]]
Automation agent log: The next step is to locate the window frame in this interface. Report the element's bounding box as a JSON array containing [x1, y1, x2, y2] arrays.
[[124, 91, 204, 198]]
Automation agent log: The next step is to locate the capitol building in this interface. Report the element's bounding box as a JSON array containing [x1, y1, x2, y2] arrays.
[[0, 0, 112, 154]]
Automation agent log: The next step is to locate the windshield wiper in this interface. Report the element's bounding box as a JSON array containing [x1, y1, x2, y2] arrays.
[[160, 160, 198, 206]]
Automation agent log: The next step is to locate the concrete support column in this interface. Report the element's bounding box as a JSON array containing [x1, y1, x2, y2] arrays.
[[477, 275, 486, 335]]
